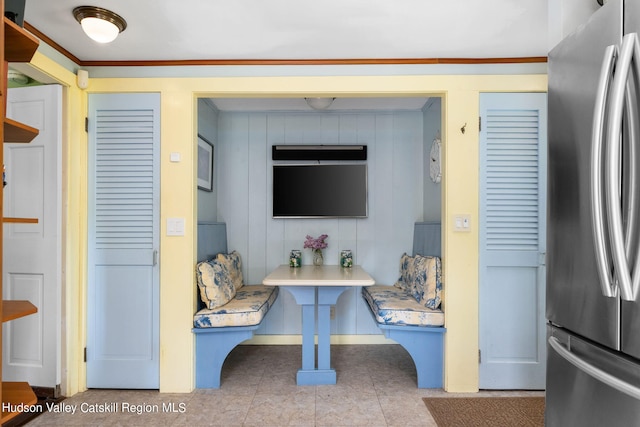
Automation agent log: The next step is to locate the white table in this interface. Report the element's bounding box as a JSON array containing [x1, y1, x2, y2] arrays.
[[262, 264, 375, 385]]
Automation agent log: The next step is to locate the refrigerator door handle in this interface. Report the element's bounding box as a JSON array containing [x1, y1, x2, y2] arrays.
[[626, 33, 640, 302], [606, 33, 639, 301], [592, 44, 618, 298], [549, 336, 640, 400]]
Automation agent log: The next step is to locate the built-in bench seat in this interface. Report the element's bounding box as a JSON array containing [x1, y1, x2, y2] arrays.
[[193, 285, 278, 328], [193, 222, 278, 388], [362, 285, 444, 327], [362, 222, 445, 388], [193, 284, 278, 388]]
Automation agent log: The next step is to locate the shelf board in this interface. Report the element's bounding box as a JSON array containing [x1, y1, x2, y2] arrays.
[[0, 382, 37, 424], [1, 14, 42, 427], [3, 300, 37, 323], [4, 117, 39, 143], [2, 217, 38, 224], [4, 18, 39, 63]]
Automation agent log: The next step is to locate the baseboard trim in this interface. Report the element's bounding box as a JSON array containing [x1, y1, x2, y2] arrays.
[[242, 334, 395, 345], [31, 385, 61, 399]]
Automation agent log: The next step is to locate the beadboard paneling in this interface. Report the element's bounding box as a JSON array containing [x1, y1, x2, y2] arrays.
[[217, 111, 425, 335]]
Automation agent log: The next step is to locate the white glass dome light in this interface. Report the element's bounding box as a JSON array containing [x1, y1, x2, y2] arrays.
[[79, 17, 119, 43], [305, 98, 336, 110], [73, 6, 127, 44]]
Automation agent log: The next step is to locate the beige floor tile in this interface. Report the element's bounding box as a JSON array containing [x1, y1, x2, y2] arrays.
[[24, 345, 543, 426], [243, 389, 316, 426], [315, 391, 386, 426], [174, 393, 253, 426], [378, 393, 438, 426]]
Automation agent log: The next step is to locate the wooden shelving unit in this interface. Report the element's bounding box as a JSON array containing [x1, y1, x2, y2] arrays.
[[2, 300, 37, 322], [1, 382, 37, 423], [0, 3, 40, 424], [2, 217, 37, 224], [4, 17, 38, 62], [4, 117, 38, 143]]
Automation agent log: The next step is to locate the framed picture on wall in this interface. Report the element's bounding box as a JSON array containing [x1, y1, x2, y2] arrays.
[[197, 135, 214, 192]]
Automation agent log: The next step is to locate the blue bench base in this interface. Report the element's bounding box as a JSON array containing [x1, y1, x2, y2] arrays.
[[376, 323, 445, 388], [193, 324, 261, 388]]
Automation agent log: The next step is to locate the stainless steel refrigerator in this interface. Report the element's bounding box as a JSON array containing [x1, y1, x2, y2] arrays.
[[547, 0, 640, 424]]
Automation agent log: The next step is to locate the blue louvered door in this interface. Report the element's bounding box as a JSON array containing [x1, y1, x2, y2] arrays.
[[87, 93, 160, 388], [479, 93, 547, 389]]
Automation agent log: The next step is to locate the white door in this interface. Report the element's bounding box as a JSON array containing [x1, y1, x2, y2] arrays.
[[479, 93, 547, 389], [87, 93, 160, 388], [3, 85, 62, 389]]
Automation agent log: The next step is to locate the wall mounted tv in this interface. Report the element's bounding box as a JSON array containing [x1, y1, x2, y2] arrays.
[[273, 164, 368, 218]]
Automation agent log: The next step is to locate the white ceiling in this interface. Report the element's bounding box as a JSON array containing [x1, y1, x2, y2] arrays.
[[16, 1, 597, 111], [22, 1, 549, 62]]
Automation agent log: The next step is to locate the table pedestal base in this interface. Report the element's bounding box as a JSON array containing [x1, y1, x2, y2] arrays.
[[297, 369, 336, 385], [285, 286, 348, 386]]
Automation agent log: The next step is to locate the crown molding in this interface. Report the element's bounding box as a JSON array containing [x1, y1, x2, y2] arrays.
[[24, 21, 547, 68]]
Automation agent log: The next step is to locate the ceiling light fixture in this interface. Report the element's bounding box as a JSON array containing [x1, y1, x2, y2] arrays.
[[305, 98, 335, 110], [73, 6, 127, 44], [7, 70, 30, 86]]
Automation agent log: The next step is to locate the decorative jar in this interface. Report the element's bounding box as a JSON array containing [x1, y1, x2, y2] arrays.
[[340, 250, 353, 268], [289, 250, 301, 268], [313, 249, 324, 266]]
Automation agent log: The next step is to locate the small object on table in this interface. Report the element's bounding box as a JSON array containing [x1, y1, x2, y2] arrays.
[[340, 250, 353, 268], [289, 250, 301, 268]]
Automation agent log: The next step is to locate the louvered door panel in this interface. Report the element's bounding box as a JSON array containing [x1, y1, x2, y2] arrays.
[[87, 94, 160, 389], [95, 109, 155, 251], [485, 110, 540, 254], [479, 93, 547, 389]]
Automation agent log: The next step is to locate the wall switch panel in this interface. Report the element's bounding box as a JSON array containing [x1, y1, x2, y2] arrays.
[[453, 214, 471, 232], [167, 218, 185, 236]]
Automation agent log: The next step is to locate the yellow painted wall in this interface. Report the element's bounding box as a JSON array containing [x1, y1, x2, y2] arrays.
[[25, 54, 547, 394], [27, 53, 87, 397]]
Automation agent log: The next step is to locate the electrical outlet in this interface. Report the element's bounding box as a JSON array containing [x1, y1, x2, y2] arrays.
[[330, 306, 336, 320]]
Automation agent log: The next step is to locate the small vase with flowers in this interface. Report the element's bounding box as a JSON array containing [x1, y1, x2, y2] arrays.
[[304, 234, 328, 266]]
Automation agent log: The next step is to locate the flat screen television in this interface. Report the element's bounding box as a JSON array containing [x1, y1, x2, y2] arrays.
[[273, 164, 368, 218]]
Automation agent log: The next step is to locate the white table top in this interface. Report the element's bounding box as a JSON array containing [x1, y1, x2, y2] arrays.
[[262, 265, 375, 287]]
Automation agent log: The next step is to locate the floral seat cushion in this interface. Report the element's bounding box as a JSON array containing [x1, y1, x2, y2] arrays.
[[362, 285, 444, 327], [195, 250, 246, 310], [216, 251, 244, 292], [196, 258, 236, 310], [194, 285, 279, 328], [394, 253, 442, 310]]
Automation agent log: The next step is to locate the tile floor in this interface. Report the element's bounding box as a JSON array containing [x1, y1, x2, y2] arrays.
[[25, 344, 544, 426]]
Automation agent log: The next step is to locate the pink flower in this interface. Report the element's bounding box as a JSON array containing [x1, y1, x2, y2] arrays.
[[303, 234, 328, 250]]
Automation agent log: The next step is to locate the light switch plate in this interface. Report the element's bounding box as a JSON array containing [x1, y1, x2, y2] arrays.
[[453, 214, 471, 232], [167, 218, 185, 236]]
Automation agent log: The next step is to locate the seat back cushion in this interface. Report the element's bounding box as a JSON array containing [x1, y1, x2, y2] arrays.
[[394, 253, 442, 310], [196, 258, 236, 309], [393, 253, 413, 293], [216, 251, 244, 292], [411, 254, 442, 310]]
